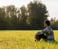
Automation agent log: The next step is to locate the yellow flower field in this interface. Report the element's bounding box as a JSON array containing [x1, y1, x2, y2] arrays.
[[0, 30, 58, 49]]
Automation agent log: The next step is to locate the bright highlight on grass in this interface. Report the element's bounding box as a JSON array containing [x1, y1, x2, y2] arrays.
[[0, 30, 58, 49]]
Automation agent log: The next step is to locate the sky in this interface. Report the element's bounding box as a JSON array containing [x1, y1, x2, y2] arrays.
[[0, 0, 58, 20]]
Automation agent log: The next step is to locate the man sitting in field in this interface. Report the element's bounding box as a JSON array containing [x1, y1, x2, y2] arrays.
[[35, 20, 54, 42]]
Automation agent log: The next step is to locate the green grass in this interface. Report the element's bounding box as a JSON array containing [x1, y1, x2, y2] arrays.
[[0, 30, 58, 49]]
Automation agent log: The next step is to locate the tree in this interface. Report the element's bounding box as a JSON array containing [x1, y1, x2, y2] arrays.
[[10, 15, 18, 26], [5, 5, 18, 26], [50, 19, 58, 30], [0, 8, 6, 28], [54, 21, 58, 29], [27, 1, 48, 29], [20, 6, 27, 25], [0, 1, 49, 30]]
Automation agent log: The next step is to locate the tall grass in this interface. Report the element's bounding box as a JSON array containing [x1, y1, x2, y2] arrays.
[[0, 30, 58, 49]]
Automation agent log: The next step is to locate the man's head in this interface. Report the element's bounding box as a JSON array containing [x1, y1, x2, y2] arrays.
[[44, 20, 50, 27]]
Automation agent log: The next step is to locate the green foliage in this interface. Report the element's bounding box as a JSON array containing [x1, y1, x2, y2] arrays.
[[20, 6, 27, 25], [0, 8, 6, 27], [50, 18, 58, 29], [27, 1, 48, 28], [51, 20, 58, 29], [0, 1, 49, 30], [10, 15, 18, 26]]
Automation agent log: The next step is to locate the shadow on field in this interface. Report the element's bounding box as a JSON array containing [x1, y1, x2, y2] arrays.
[[53, 41, 58, 44], [36, 39, 58, 45]]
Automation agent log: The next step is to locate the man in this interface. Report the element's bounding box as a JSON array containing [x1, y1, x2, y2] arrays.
[[35, 20, 54, 41]]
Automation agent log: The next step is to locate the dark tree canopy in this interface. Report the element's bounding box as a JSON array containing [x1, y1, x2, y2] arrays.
[[0, 1, 51, 30], [27, 1, 48, 29]]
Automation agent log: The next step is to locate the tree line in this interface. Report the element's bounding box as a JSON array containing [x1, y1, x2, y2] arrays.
[[0, 1, 56, 30], [50, 18, 58, 30]]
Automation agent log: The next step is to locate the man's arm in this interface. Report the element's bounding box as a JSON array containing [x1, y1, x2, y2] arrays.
[[36, 28, 47, 35]]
